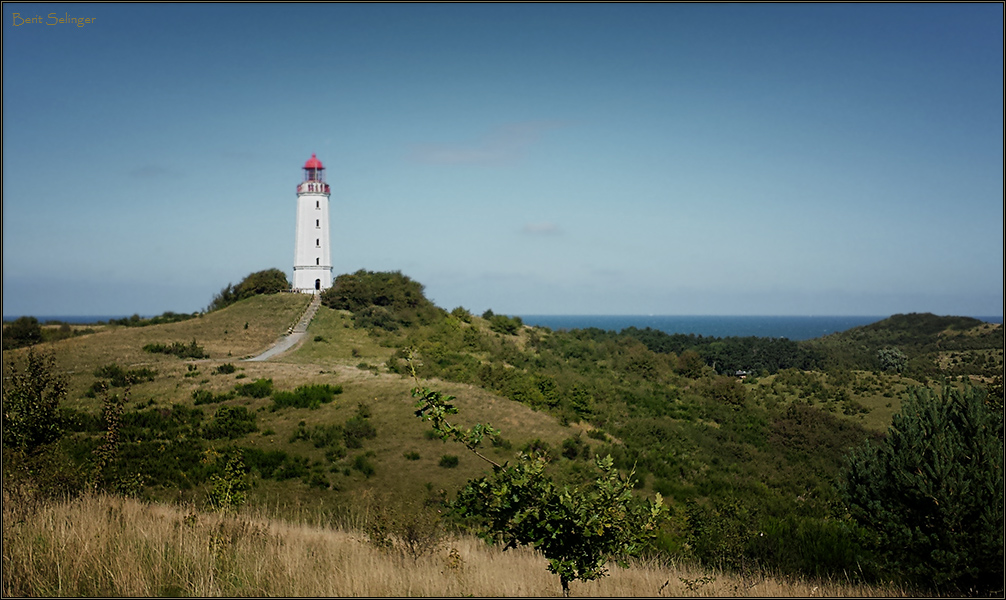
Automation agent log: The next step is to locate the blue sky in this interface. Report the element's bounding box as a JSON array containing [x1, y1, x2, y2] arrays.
[[3, 3, 1003, 317]]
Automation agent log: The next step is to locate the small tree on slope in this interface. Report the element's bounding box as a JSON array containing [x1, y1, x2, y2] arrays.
[[412, 372, 666, 596]]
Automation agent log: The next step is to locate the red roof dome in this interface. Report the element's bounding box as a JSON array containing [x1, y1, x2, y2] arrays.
[[303, 153, 324, 169]]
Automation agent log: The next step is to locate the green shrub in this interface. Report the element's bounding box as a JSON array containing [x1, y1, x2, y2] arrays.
[[202, 406, 258, 440], [344, 415, 377, 449], [521, 438, 552, 459], [404, 451, 421, 461], [119, 405, 204, 442], [320, 269, 443, 330], [271, 383, 342, 409], [325, 446, 347, 462], [2, 316, 43, 350], [353, 454, 376, 477], [876, 347, 908, 373], [213, 363, 236, 375], [450, 306, 473, 323], [191, 389, 235, 406], [207, 449, 249, 512], [233, 378, 273, 398], [488, 314, 523, 335], [438, 454, 459, 468], [107, 311, 198, 328], [142, 340, 208, 359], [85, 364, 158, 396], [207, 268, 289, 312], [561, 434, 589, 460], [242, 448, 312, 480]]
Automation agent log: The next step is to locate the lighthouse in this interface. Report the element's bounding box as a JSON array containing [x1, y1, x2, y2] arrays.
[[292, 153, 332, 293]]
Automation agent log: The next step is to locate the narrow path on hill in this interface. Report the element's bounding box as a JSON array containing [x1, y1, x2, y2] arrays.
[[244, 293, 321, 362]]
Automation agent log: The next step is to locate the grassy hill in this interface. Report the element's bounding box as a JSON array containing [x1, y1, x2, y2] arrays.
[[6, 293, 591, 514], [804, 312, 1004, 379], [4, 284, 1002, 594]]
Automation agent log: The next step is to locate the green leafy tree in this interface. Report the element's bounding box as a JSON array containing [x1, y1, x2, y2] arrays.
[[412, 370, 666, 596], [675, 349, 707, 379], [2, 349, 87, 499], [208, 268, 290, 311], [321, 269, 442, 330], [2, 349, 67, 453], [841, 385, 1004, 595], [2, 316, 44, 350], [876, 347, 908, 373]]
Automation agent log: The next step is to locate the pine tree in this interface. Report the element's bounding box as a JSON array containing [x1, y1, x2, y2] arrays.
[[842, 385, 1004, 595]]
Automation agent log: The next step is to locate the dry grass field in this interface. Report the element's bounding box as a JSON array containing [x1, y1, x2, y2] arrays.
[[2, 491, 909, 598]]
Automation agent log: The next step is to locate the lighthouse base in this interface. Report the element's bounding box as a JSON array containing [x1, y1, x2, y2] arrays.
[[293, 266, 332, 293]]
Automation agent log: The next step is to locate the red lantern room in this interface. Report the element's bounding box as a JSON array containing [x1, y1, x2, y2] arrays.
[[303, 153, 325, 182], [298, 154, 330, 194]]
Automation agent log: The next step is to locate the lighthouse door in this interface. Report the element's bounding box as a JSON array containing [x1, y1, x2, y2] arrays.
[[315, 279, 321, 291]]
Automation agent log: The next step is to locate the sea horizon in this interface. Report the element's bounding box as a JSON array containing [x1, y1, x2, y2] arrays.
[[5, 313, 1003, 342], [518, 314, 1004, 341]]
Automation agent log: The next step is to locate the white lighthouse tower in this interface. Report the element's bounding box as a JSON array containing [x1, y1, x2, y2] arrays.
[[292, 153, 333, 293]]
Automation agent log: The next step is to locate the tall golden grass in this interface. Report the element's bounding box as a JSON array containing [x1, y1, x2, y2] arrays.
[[2, 491, 908, 597]]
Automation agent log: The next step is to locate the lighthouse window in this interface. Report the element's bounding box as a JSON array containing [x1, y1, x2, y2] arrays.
[[316, 219, 320, 228], [316, 201, 320, 209], [316, 258, 320, 265], [316, 239, 320, 247]]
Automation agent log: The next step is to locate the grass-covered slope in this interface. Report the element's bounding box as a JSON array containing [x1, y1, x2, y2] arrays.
[[6, 279, 1002, 591], [805, 312, 1003, 379]]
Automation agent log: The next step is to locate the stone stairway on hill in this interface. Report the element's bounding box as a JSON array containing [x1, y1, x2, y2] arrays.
[[290, 293, 322, 334]]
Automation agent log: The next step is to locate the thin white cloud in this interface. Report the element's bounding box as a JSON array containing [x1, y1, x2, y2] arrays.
[[410, 121, 565, 166], [522, 222, 562, 235]]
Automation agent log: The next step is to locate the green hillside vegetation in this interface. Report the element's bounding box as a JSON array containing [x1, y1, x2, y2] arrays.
[[206, 268, 291, 312], [3, 273, 1002, 596], [806, 313, 1004, 381]]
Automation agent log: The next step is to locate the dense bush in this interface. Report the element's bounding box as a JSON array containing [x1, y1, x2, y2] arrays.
[[344, 415, 377, 449], [321, 269, 443, 330], [353, 454, 376, 477], [621, 327, 823, 375], [107, 311, 198, 327], [120, 405, 204, 442], [842, 386, 1004, 595], [143, 340, 209, 359], [242, 447, 310, 480], [85, 364, 158, 396], [207, 268, 290, 312], [271, 383, 342, 410], [876, 347, 907, 373], [488, 314, 523, 335], [233, 378, 273, 398], [2, 316, 43, 350], [191, 389, 236, 406], [202, 406, 258, 440]]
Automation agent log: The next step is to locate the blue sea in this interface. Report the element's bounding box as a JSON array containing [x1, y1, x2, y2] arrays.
[[5, 314, 1002, 342], [518, 315, 1004, 342], [3, 315, 146, 325]]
